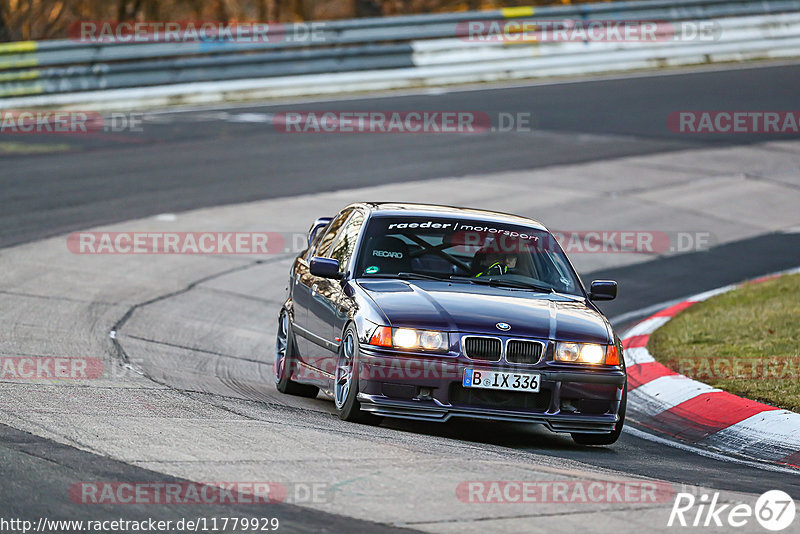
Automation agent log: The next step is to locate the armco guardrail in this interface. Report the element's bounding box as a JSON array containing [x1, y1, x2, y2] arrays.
[[1, 0, 799, 109]]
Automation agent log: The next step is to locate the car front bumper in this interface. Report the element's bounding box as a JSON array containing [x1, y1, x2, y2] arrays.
[[357, 348, 625, 434]]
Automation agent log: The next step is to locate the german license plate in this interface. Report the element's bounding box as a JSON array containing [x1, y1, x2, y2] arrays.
[[463, 368, 540, 393]]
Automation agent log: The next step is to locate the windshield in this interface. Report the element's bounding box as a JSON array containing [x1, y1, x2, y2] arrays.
[[355, 215, 583, 296]]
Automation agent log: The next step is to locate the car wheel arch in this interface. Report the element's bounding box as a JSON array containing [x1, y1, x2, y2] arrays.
[[349, 316, 377, 346]]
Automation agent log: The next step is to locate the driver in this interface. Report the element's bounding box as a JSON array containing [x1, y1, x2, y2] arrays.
[[475, 252, 518, 277]]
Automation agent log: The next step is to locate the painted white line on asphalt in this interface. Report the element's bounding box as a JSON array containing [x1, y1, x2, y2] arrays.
[[228, 113, 276, 123], [623, 426, 800, 475], [685, 285, 737, 303], [622, 316, 670, 337], [611, 298, 684, 330], [623, 347, 655, 366]]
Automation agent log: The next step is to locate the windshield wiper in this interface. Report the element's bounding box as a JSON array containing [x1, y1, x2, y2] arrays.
[[450, 276, 554, 293]]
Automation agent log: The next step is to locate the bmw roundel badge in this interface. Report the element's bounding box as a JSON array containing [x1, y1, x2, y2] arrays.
[[496, 322, 511, 331]]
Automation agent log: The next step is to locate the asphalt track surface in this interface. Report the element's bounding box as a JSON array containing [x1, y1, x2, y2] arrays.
[[2, 63, 800, 529], [3, 62, 800, 248], [3, 233, 800, 530], [0, 425, 418, 534]]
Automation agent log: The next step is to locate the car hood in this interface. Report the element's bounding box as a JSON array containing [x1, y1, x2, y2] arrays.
[[357, 279, 611, 343]]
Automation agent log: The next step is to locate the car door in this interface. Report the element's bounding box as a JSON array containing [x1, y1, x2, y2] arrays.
[[315, 208, 366, 375], [289, 228, 326, 370], [294, 208, 352, 372]]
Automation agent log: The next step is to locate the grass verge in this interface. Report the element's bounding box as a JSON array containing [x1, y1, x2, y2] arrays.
[[648, 272, 800, 412]]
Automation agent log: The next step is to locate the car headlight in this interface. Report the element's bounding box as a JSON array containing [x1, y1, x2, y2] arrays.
[[555, 342, 617, 365], [369, 326, 449, 352]]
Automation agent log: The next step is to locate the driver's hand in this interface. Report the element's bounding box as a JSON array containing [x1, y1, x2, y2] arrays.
[[476, 262, 507, 277]]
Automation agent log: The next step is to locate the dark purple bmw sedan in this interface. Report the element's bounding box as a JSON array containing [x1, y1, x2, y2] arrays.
[[276, 203, 626, 445]]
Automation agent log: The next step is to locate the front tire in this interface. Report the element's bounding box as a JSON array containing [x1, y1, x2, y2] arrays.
[[571, 386, 626, 446], [275, 309, 319, 398], [334, 325, 382, 425]]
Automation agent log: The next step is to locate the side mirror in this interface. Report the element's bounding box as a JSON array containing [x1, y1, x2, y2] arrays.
[[307, 217, 333, 246], [310, 257, 343, 279], [589, 280, 617, 301]]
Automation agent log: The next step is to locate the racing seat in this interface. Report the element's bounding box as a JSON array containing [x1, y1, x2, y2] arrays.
[[362, 236, 411, 275]]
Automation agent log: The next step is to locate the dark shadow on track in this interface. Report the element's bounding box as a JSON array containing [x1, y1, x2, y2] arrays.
[[0, 423, 423, 533]]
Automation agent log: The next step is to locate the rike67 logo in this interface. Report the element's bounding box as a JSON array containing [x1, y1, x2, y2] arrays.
[[669, 490, 796, 531]]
